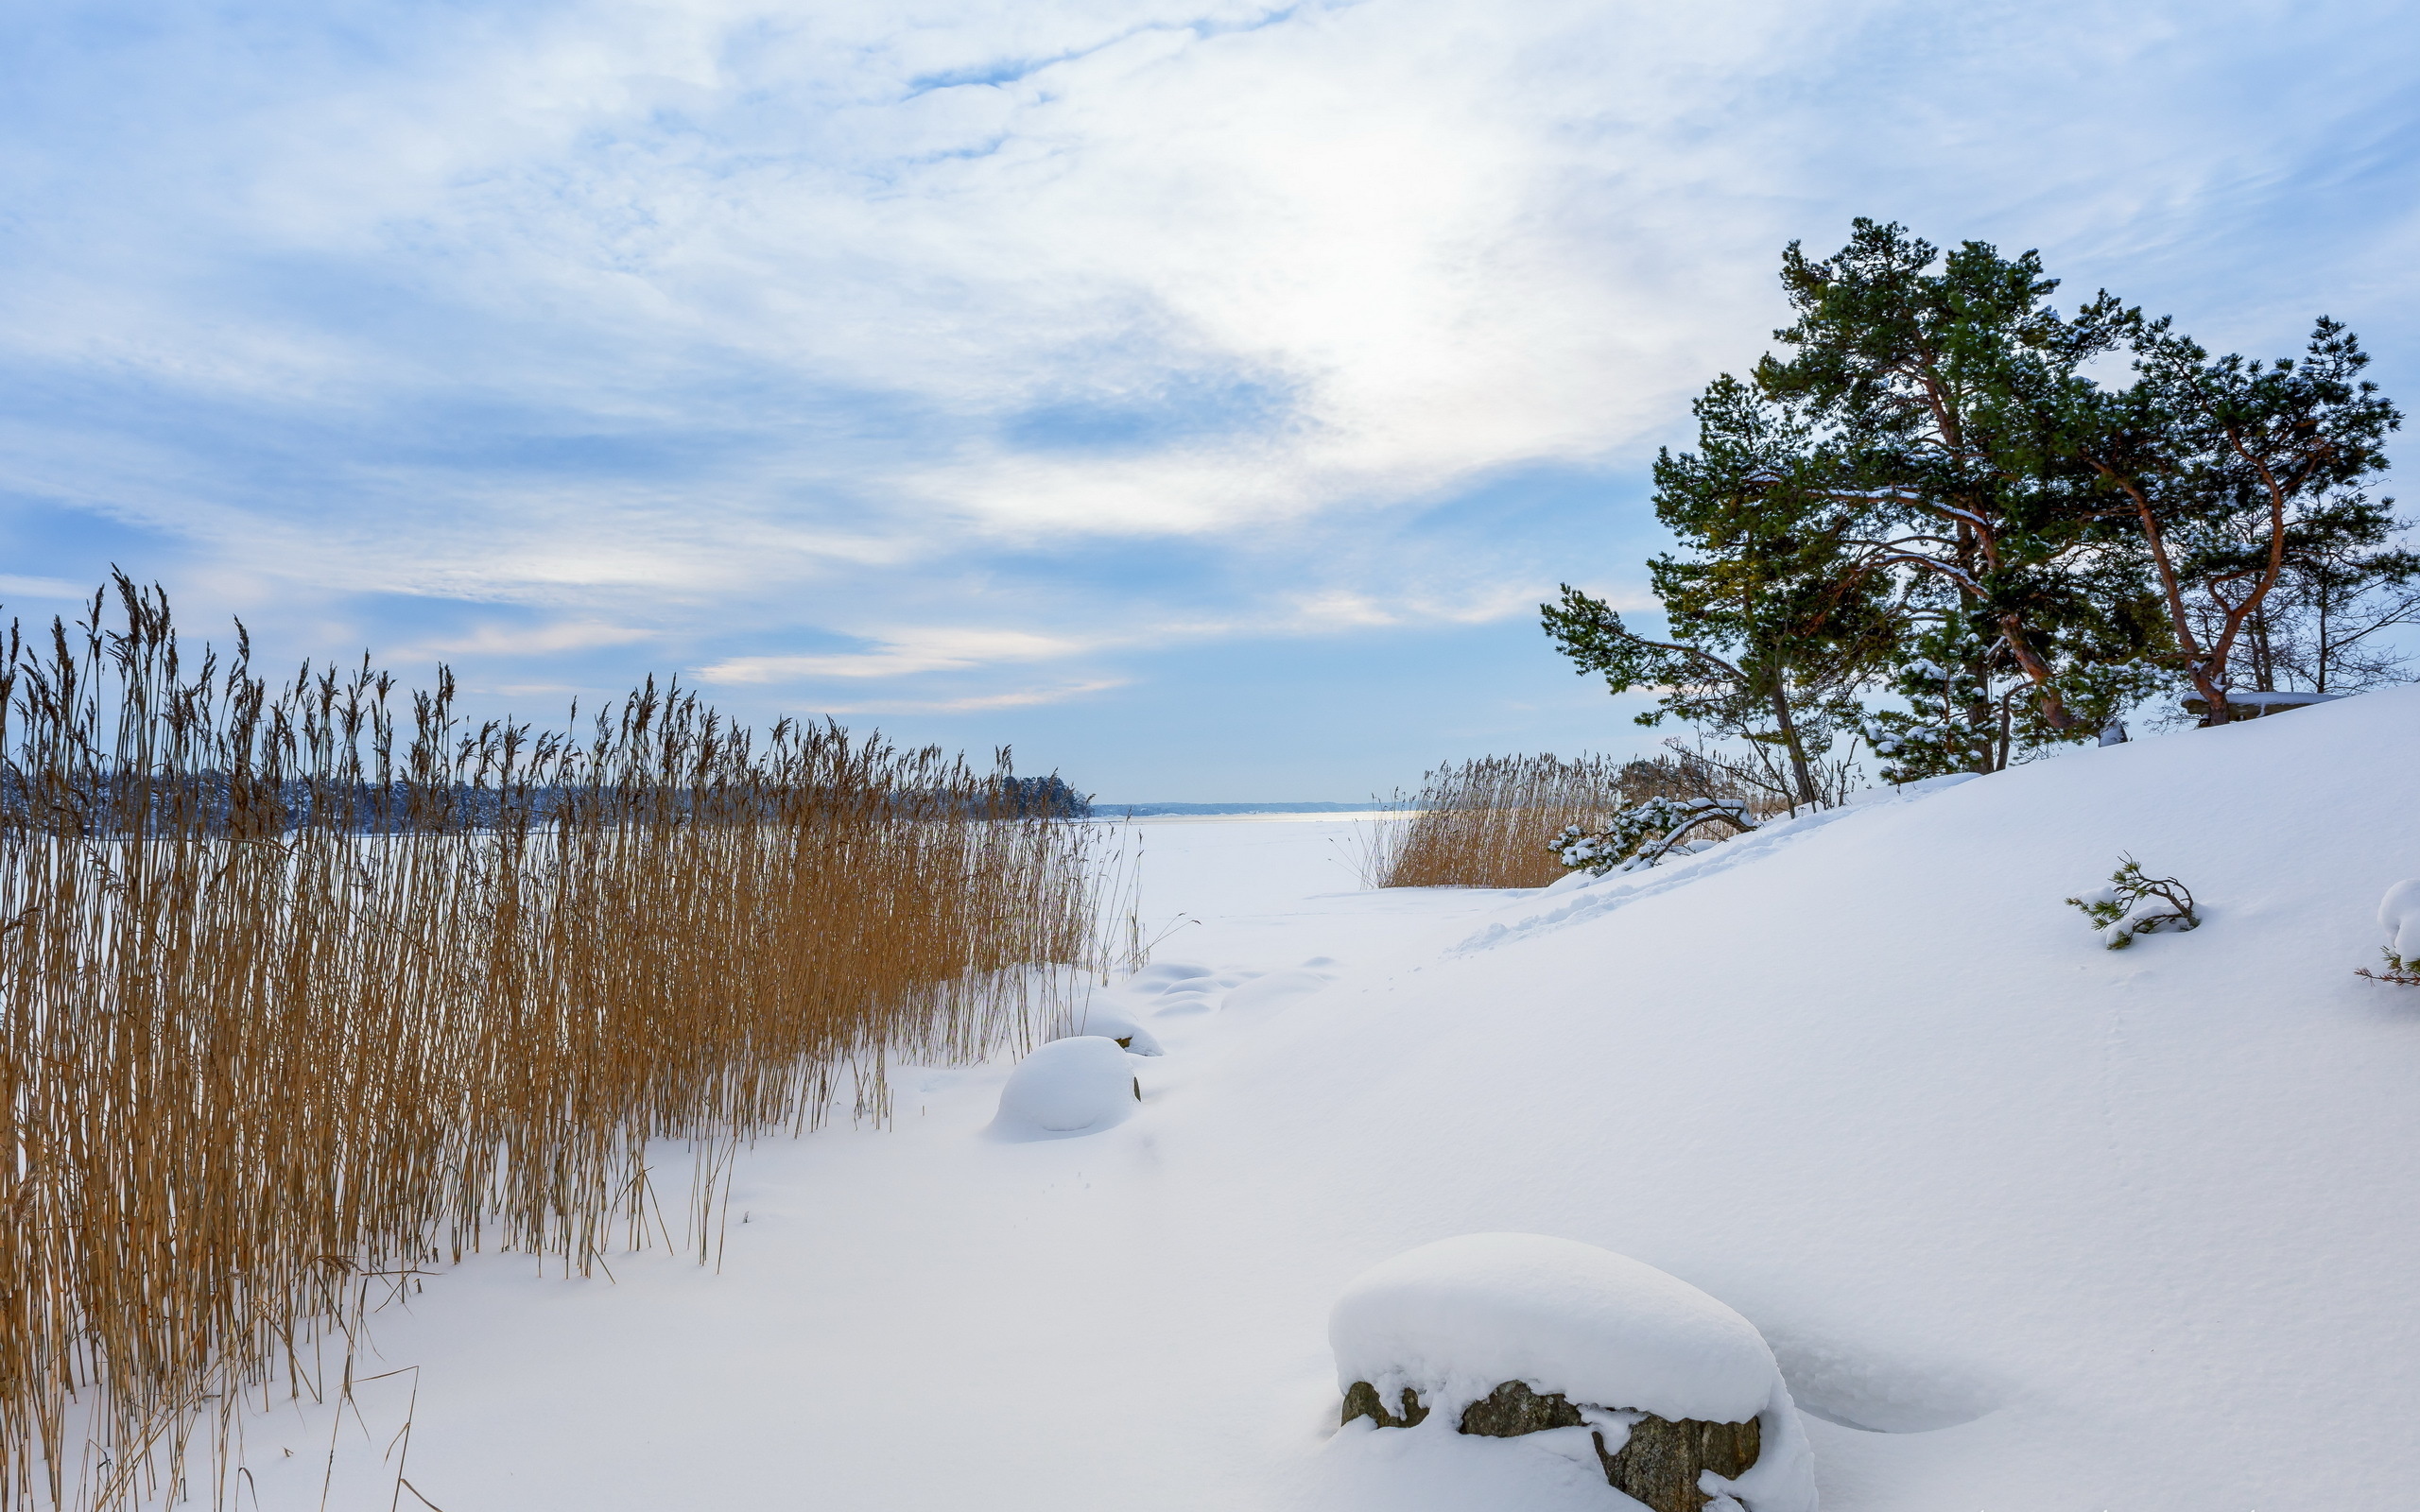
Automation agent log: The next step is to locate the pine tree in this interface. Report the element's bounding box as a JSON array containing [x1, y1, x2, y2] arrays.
[[1755, 221, 2166, 771], [2049, 315, 2404, 723], [1543, 377, 1894, 810]]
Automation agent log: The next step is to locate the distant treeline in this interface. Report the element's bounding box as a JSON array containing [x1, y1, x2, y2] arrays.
[[0, 768, 1093, 835]]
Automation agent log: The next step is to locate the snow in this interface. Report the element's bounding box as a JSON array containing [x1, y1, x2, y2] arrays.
[[2381, 878, 2420, 961], [207, 690, 2420, 1511], [1330, 1233, 1776, 1423], [1222, 964, 1340, 1012], [990, 1036, 1140, 1138], [1063, 1000, 1164, 1055]]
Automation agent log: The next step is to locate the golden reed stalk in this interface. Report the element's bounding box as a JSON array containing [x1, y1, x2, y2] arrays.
[[0, 578, 1101, 1509]]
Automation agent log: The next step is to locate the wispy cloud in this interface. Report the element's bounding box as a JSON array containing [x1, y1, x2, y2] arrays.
[[0, 576, 96, 603], [406, 621, 655, 658], [692, 628, 1089, 684], [815, 679, 1130, 714]]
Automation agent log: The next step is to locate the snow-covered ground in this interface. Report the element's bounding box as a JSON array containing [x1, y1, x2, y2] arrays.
[[238, 689, 2420, 1509]]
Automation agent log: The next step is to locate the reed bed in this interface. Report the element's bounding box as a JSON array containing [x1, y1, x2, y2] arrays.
[[1367, 753, 1628, 888], [0, 580, 1101, 1510], [1367, 749, 1794, 889]]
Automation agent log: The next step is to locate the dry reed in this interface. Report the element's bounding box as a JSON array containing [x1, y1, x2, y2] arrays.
[[1367, 747, 1798, 889], [0, 578, 1101, 1510], [1368, 754, 1627, 888]]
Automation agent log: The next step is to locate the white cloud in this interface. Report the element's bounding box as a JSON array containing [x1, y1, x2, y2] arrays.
[[408, 621, 655, 657], [815, 679, 1130, 714], [693, 627, 1090, 683], [0, 576, 96, 603]]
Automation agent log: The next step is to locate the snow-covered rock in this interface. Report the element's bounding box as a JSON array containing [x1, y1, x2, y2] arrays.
[[2380, 879, 2420, 963], [1330, 1233, 1773, 1423], [991, 1037, 1140, 1139], [1330, 1233, 1815, 1511]]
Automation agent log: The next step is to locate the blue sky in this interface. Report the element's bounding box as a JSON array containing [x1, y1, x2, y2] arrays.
[[3, 0, 2414, 799]]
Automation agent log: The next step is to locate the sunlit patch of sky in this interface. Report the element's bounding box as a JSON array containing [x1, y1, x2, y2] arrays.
[[1, 0, 2414, 798]]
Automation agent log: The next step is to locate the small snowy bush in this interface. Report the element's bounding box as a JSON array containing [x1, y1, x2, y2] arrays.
[[1553, 797, 1757, 877], [2357, 879, 2420, 987], [2066, 857, 2200, 949]]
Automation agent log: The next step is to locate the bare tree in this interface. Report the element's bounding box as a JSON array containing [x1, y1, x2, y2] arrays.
[[2228, 498, 2420, 693]]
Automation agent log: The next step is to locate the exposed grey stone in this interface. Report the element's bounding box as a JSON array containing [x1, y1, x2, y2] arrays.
[[1457, 1379, 1586, 1435], [1343, 1379, 1759, 1512], [1340, 1380, 1429, 1429], [1598, 1410, 1760, 1512]]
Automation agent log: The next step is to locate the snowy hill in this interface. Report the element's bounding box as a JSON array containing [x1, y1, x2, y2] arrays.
[[233, 689, 2420, 1509]]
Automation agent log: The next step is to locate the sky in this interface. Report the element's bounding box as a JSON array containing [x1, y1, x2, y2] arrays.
[[2, 0, 2415, 799]]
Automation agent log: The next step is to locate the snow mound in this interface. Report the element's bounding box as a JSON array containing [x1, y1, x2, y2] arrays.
[[1131, 959, 1215, 988], [991, 1037, 1139, 1139], [2381, 879, 2420, 961], [1223, 967, 1333, 1012], [1064, 1002, 1164, 1055], [1123, 959, 1227, 1016], [1329, 1234, 1815, 1510]]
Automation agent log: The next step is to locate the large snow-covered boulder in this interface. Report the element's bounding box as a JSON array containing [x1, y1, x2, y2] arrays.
[[1329, 1233, 1815, 1512], [990, 1037, 1140, 1140]]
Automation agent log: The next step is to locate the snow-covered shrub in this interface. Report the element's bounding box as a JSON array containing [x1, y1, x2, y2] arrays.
[[2066, 857, 2200, 949], [990, 1037, 1140, 1139], [1329, 1233, 1816, 1512], [1554, 796, 1758, 877], [2357, 879, 2420, 987]]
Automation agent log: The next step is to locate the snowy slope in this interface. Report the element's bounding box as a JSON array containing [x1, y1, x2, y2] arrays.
[[227, 691, 2420, 1510]]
